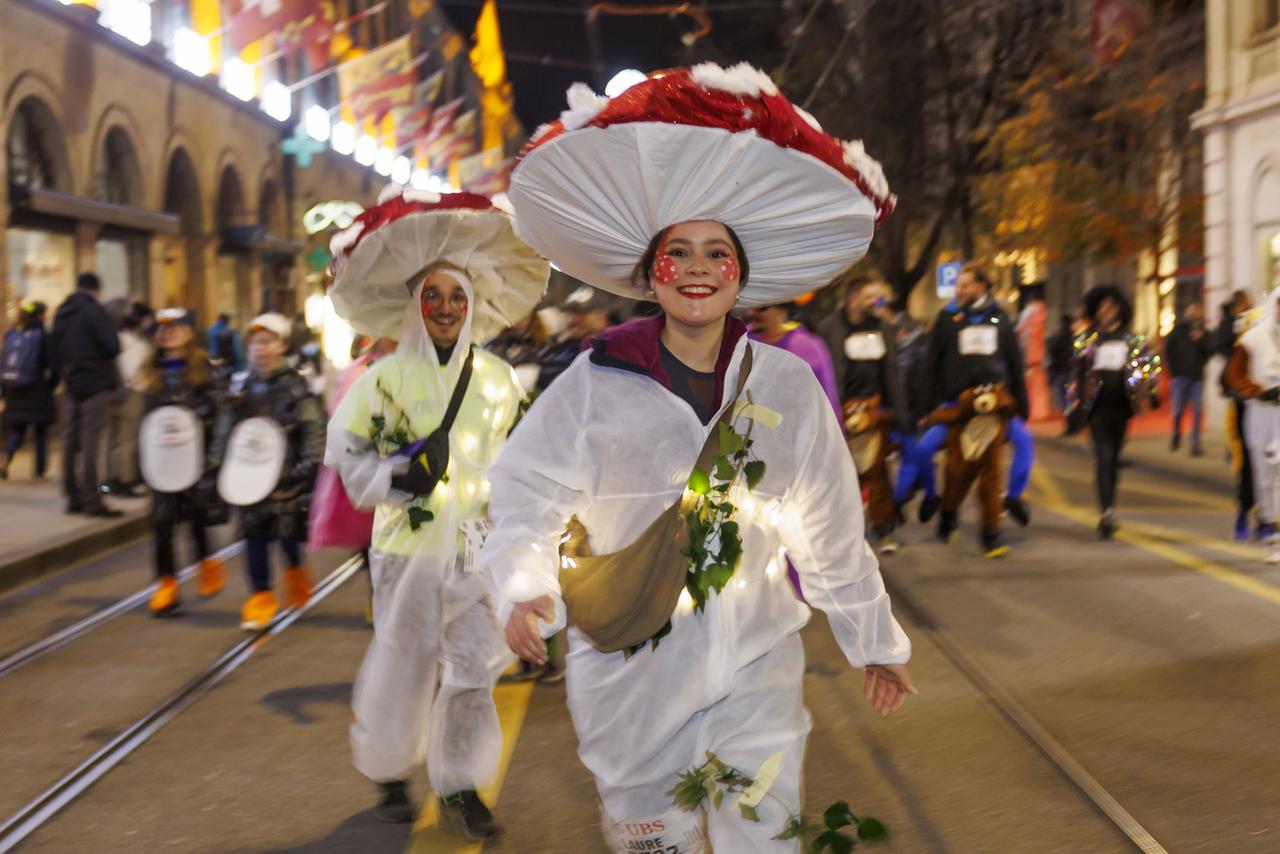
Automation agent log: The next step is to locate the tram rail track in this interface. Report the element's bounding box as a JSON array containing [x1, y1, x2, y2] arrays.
[[0, 542, 245, 680], [884, 576, 1169, 854], [0, 554, 364, 853]]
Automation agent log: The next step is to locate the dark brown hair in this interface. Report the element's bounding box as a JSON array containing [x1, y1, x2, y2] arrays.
[[960, 262, 993, 290], [630, 222, 750, 292]]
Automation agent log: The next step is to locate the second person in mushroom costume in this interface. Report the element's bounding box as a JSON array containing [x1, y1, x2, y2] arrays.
[[326, 187, 547, 835], [483, 64, 915, 853]]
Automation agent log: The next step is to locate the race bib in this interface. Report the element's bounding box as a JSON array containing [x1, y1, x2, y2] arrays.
[[958, 325, 998, 356], [1094, 341, 1129, 372], [843, 332, 886, 361]]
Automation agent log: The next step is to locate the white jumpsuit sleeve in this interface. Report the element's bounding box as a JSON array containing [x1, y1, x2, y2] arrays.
[[323, 365, 410, 511], [481, 361, 591, 627], [778, 374, 912, 668]]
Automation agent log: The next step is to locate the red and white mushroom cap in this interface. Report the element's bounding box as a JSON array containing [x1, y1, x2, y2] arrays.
[[509, 62, 894, 307], [328, 185, 549, 340]]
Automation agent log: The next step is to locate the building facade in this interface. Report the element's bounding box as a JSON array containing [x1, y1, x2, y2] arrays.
[[0, 0, 429, 334], [1195, 0, 1280, 312]]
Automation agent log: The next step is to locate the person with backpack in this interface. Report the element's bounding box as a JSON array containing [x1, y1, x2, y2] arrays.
[[207, 313, 245, 373], [1, 302, 56, 480], [50, 273, 123, 517]]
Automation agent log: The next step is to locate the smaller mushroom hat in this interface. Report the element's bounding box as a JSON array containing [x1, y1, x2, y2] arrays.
[[328, 186, 550, 341], [508, 62, 895, 308]]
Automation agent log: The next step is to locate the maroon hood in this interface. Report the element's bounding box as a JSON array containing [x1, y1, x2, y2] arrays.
[[588, 314, 749, 404]]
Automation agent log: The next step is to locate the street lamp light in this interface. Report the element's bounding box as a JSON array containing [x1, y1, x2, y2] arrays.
[[331, 121, 356, 156], [374, 146, 395, 176], [223, 58, 255, 102], [173, 27, 212, 77], [304, 105, 331, 142], [605, 68, 646, 98], [261, 81, 292, 122], [354, 134, 378, 167]]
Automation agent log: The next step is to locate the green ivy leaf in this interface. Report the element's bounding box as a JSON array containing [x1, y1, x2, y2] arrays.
[[688, 468, 711, 496], [744, 459, 767, 490], [823, 802, 857, 831], [855, 817, 886, 841], [715, 458, 737, 482], [713, 788, 724, 810], [738, 802, 761, 823], [718, 422, 744, 457], [774, 816, 808, 841], [812, 830, 855, 854], [406, 506, 435, 531], [667, 770, 710, 813]]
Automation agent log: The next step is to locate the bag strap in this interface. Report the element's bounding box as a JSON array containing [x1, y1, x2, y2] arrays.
[[439, 347, 476, 436], [693, 344, 754, 470]]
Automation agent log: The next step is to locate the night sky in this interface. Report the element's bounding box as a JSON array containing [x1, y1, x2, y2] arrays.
[[435, 0, 744, 130]]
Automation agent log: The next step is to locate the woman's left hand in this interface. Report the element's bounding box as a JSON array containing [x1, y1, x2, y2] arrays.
[[863, 663, 917, 716]]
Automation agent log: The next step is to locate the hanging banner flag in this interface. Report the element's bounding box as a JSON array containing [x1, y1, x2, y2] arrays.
[[226, 0, 333, 63], [417, 96, 463, 151], [453, 145, 505, 189], [393, 105, 434, 149], [416, 69, 445, 106], [337, 36, 419, 124]]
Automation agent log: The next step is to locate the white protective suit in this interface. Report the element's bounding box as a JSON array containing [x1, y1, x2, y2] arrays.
[[1239, 288, 1280, 528], [481, 333, 911, 852], [327, 272, 523, 792]]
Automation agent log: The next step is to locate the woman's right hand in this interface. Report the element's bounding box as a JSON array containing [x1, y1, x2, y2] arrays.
[[505, 595, 555, 665]]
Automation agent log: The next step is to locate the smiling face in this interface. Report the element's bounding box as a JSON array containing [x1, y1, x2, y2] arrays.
[[649, 220, 743, 328], [419, 270, 469, 347]]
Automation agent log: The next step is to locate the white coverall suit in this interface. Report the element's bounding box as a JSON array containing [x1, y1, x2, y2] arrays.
[[481, 334, 911, 852], [327, 275, 522, 794]]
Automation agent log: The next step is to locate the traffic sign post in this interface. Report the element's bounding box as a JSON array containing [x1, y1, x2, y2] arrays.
[[936, 261, 964, 300]]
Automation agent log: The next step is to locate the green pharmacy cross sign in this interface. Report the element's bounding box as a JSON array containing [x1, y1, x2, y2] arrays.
[[306, 244, 332, 272], [283, 124, 327, 168]]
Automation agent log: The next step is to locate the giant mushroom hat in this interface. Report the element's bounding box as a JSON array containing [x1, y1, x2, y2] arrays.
[[508, 62, 895, 308], [328, 186, 549, 341]]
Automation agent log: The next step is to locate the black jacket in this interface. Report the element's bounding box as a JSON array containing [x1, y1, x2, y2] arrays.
[[816, 311, 910, 432], [1163, 321, 1212, 380], [0, 325, 57, 425], [923, 300, 1028, 419], [50, 290, 120, 399]]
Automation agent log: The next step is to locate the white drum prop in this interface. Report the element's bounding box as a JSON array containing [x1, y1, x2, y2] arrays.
[[217, 416, 288, 506], [139, 405, 204, 493]]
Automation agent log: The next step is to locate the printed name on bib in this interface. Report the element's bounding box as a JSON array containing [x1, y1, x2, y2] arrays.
[[844, 332, 886, 361], [958, 325, 998, 356], [1094, 340, 1129, 372]]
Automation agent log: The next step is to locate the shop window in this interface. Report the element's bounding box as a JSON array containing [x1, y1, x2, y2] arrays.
[[95, 127, 143, 206], [5, 228, 76, 310]]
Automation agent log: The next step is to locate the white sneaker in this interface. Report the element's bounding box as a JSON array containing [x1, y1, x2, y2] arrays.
[[1267, 545, 1280, 565], [879, 535, 899, 556]]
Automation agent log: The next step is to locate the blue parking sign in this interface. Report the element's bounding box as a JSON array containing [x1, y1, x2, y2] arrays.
[[936, 261, 964, 300]]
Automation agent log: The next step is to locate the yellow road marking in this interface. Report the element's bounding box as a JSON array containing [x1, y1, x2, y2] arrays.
[[406, 680, 536, 852], [1029, 466, 1280, 608], [1045, 463, 1235, 511]]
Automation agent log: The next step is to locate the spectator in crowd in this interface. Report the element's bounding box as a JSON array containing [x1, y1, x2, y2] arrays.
[[208, 312, 246, 373], [50, 273, 122, 517], [1216, 290, 1256, 539], [0, 301, 56, 480], [1165, 301, 1213, 456], [1046, 312, 1077, 414], [104, 301, 153, 497], [536, 286, 610, 390]]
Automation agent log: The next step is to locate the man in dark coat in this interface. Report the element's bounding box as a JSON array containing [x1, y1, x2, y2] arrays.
[[50, 273, 122, 516], [1164, 301, 1213, 455]]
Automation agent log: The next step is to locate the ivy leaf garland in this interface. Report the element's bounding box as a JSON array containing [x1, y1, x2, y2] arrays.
[[621, 412, 767, 658], [682, 418, 765, 615], [363, 378, 436, 532], [668, 754, 886, 853]]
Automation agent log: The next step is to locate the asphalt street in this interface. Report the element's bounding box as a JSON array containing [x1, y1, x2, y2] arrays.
[[0, 441, 1275, 853]]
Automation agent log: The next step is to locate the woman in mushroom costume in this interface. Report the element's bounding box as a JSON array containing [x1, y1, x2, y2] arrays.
[[481, 64, 915, 853], [325, 186, 547, 835]]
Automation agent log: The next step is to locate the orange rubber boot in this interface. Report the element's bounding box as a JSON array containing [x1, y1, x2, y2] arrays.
[[198, 557, 226, 599], [148, 577, 181, 617], [283, 566, 313, 609], [240, 590, 278, 630]]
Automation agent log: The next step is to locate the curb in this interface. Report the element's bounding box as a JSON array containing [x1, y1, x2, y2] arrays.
[[1040, 435, 1235, 499], [0, 513, 151, 596]]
